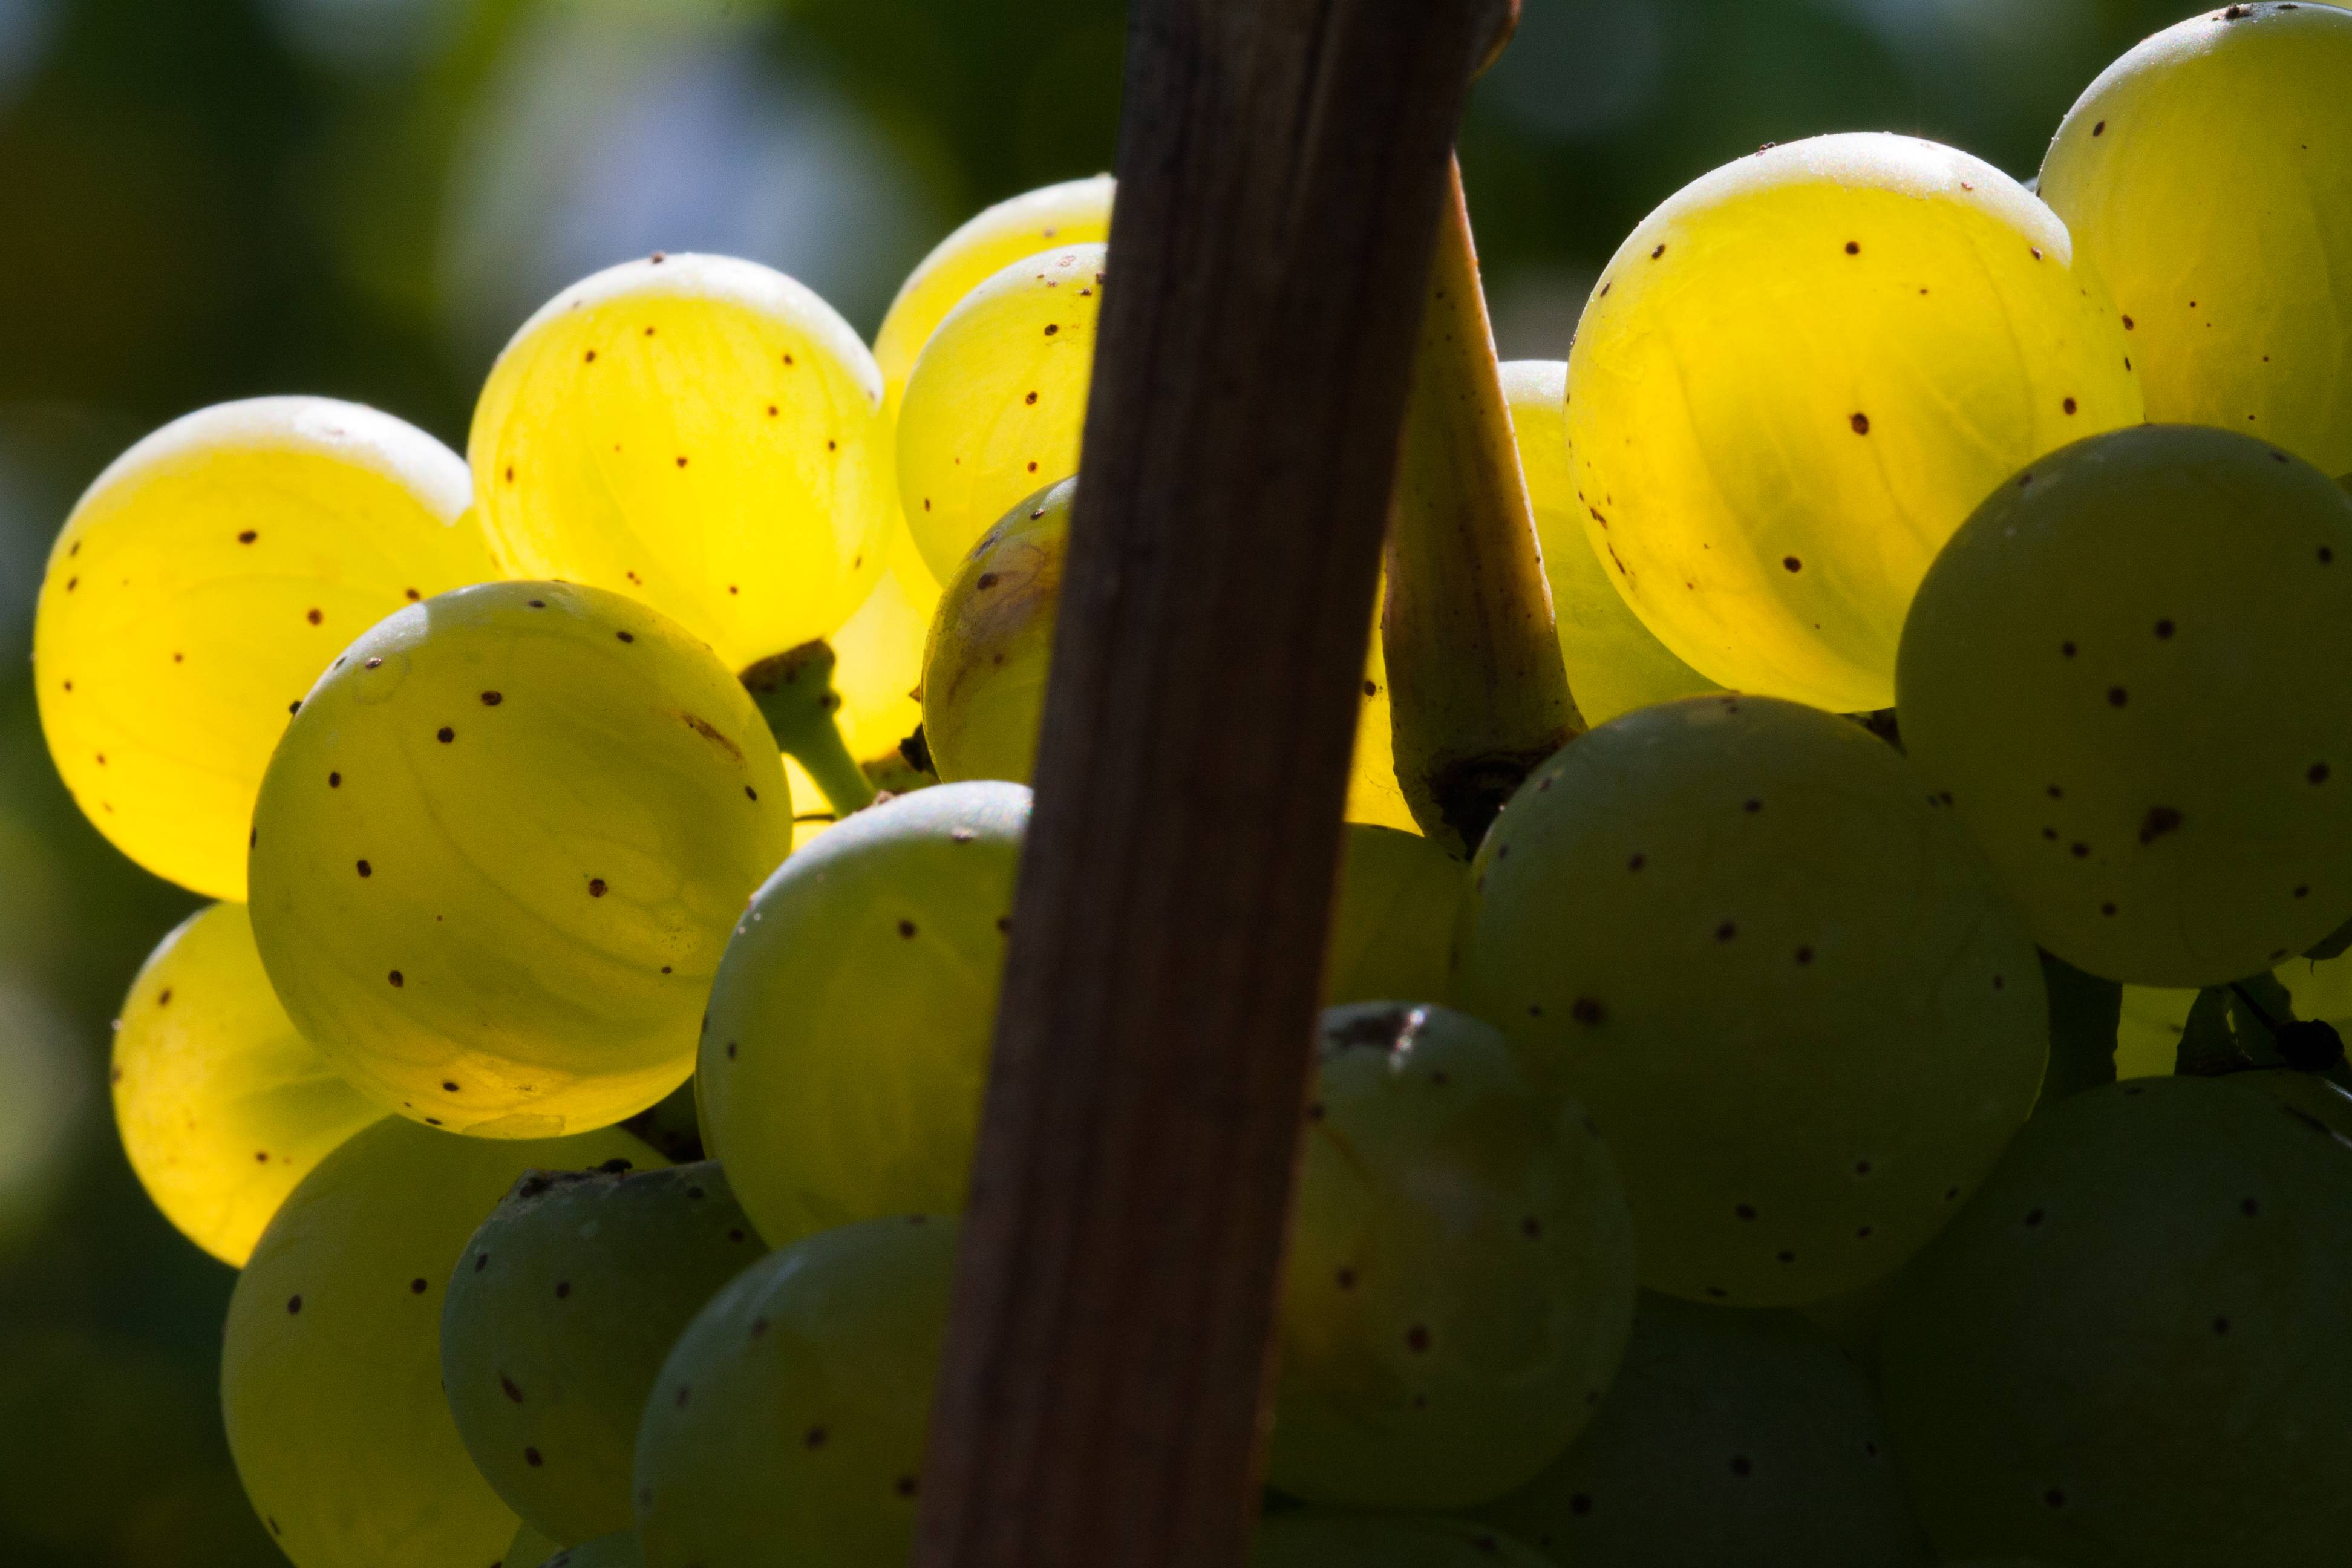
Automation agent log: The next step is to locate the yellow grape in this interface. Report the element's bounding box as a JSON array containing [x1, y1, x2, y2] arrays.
[[1898, 425, 2352, 986], [507, 1522, 562, 1567], [221, 1119, 656, 1568], [1324, 825, 1463, 1007], [897, 245, 1104, 584], [2116, 986, 2193, 1080], [1567, 133, 2142, 713], [872, 175, 1114, 417], [33, 397, 495, 900], [2042, 2, 2352, 478], [1502, 360, 1720, 725], [470, 253, 890, 673], [112, 903, 382, 1267], [249, 583, 794, 1138], [917, 476, 1419, 831]]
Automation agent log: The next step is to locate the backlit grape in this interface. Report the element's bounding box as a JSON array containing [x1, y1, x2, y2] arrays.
[[1566, 133, 2141, 713], [2041, 2, 2352, 477], [1898, 425, 2352, 986], [1323, 826, 1463, 1008], [1250, 1512, 1551, 1567], [249, 581, 792, 1138], [33, 397, 495, 899], [221, 1118, 654, 1568], [470, 255, 890, 673], [1454, 695, 2047, 1306], [112, 903, 382, 1267]]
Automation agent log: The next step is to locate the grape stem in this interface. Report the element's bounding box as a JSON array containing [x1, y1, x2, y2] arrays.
[[1381, 158, 1582, 855], [740, 641, 878, 816]]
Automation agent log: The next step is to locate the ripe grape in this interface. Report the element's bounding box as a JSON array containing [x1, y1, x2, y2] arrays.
[[825, 521, 939, 775], [1323, 826, 1463, 1008], [537, 1534, 641, 1568], [1503, 361, 1719, 725], [916, 474, 1417, 831], [897, 245, 1103, 583], [442, 1161, 766, 1544], [699, 783, 1025, 1247], [32, 397, 494, 900], [1897, 425, 2352, 987], [111, 902, 383, 1267], [469, 254, 890, 673], [1478, 1293, 1926, 1568], [872, 175, 1114, 418], [921, 477, 1069, 785], [249, 581, 793, 1138], [633, 1215, 956, 1568], [1268, 1004, 1635, 1509], [2041, 2, 2352, 478], [507, 1521, 562, 1567], [1880, 1075, 2352, 1566], [221, 1117, 655, 1568], [1249, 1512, 1551, 1567], [1453, 694, 2047, 1307], [2117, 986, 2194, 1078], [1566, 133, 2141, 713]]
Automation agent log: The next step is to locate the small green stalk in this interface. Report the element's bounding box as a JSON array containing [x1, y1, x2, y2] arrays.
[[740, 641, 877, 817], [1382, 157, 1581, 855]]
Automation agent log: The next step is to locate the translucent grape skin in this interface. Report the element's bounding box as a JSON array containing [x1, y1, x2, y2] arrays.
[[872, 175, 1114, 420], [1476, 1293, 1927, 1568], [1880, 1076, 2352, 1567], [33, 397, 495, 900], [1501, 361, 1719, 725], [1453, 695, 2048, 1307], [1323, 826, 1464, 1008], [1896, 425, 2352, 987], [915, 474, 1419, 832], [469, 253, 890, 673], [506, 1521, 563, 1567], [441, 1161, 766, 1545], [1567, 132, 2142, 713], [221, 1119, 656, 1568], [698, 783, 1026, 1247], [249, 581, 793, 1139], [633, 1215, 956, 1568], [2040, 2, 2352, 479], [1269, 1004, 1635, 1510], [1249, 1512, 1552, 1567], [898, 245, 1105, 584], [111, 903, 383, 1267]]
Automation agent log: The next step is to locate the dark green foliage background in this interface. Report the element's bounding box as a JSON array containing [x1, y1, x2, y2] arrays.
[[0, 1, 2264, 1561]]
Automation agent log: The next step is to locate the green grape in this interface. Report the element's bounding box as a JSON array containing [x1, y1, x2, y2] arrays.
[[1503, 360, 1720, 725], [221, 1117, 656, 1568], [1478, 1293, 1927, 1568], [2115, 987, 2194, 1079], [921, 478, 1068, 785], [699, 783, 1025, 1246], [1250, 1512, 1551, 1567], [1567, 133, 2142, 714], [2244, 1067, 2352, 1140], [915, 474, 1419, 831], [508, 1521, 563, 1567], [633, 1215, 955, 1568], [442, 1161, 766, 1544], [111, 902, 383, 1267], [1453, 695, 2048, 1307], [873, 175, 1115, 420], [470, 254, 890, 673], [618, 1078, 705, 1165], [1880, 1075, 2352, 1567], [1324, 826, 1463, 1008], [1269, 1004, 1635, 1510], [2040, 3, 2352, 478], [898, 244, 1104, 583], [1897, 425, 2352, 987], [32, 397, 495, 900], [249, 581, 794, 1138], [538, 1534, 643, 1568]]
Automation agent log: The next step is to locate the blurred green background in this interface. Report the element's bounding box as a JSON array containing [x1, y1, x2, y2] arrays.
[[0, 0, 2256, 1561]]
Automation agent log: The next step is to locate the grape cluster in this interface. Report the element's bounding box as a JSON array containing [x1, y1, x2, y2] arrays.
[[34, 6, 2352, 1566]]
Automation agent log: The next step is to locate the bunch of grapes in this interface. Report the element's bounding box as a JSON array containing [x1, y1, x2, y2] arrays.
[[33, 5, 2352, 1567]]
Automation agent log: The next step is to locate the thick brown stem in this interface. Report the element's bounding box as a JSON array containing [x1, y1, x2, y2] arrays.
[[1383, 160, 1583, 855], [911, 4, 1508, 1567]]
